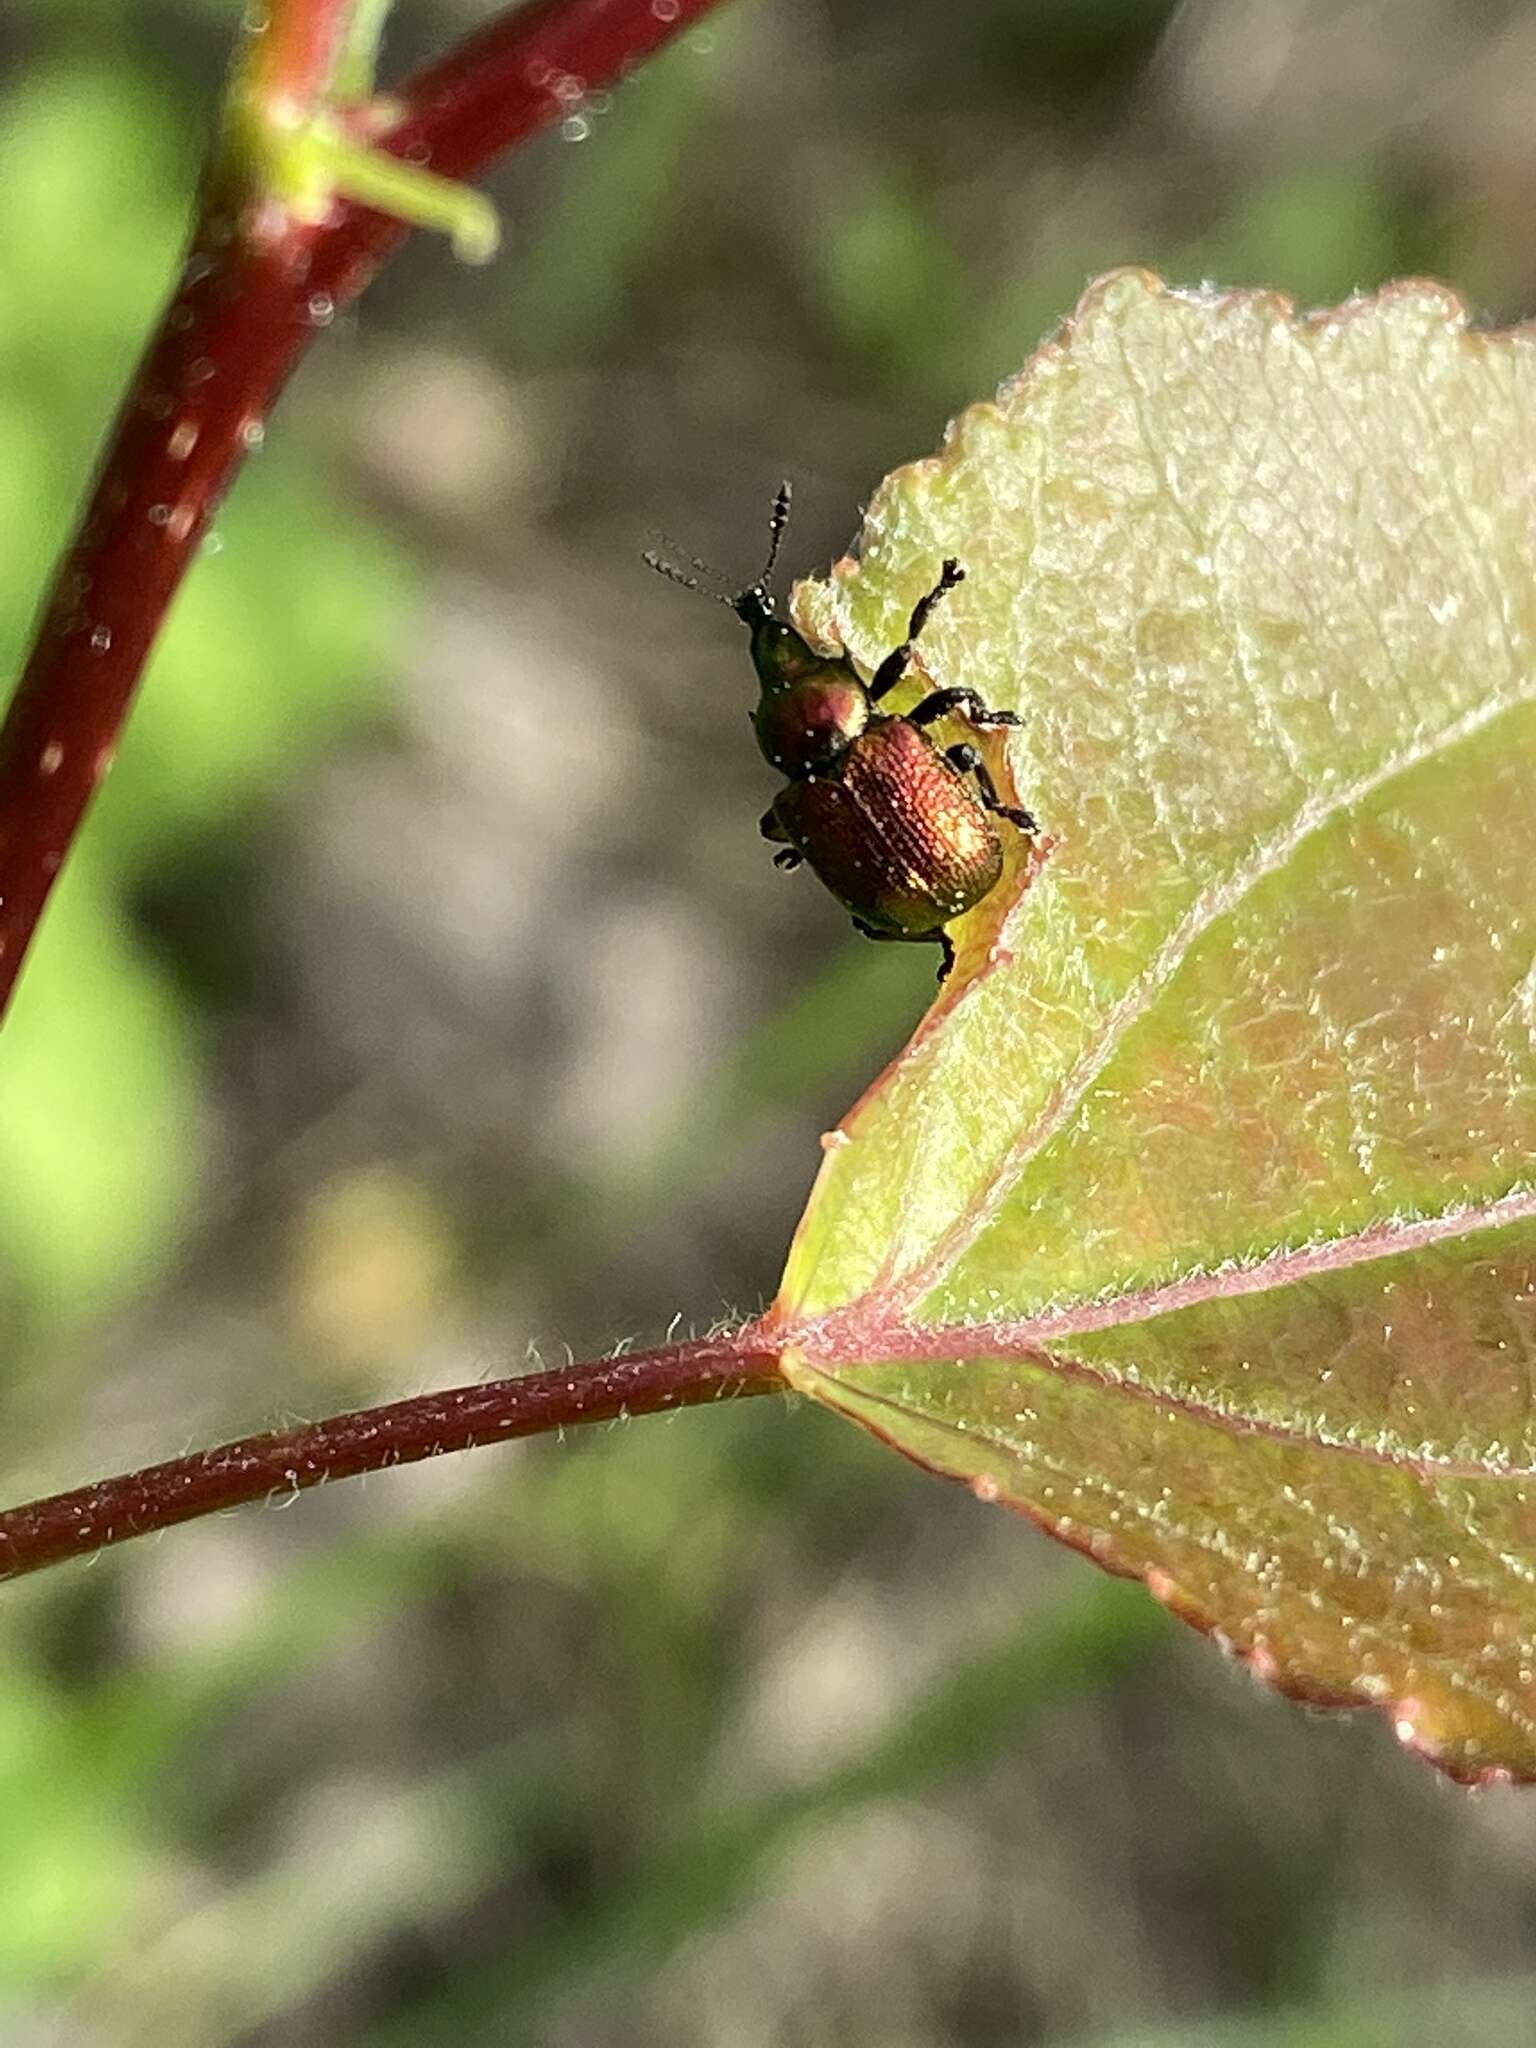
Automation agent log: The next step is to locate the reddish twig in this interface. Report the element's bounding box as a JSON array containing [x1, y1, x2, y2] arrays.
[[258, 0, 354, 100], [0, 1335, 784, 1581], [0, 0, 726, 1017]]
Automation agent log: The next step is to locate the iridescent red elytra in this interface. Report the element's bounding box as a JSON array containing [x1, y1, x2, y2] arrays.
[[646, 483, 1036, 978]]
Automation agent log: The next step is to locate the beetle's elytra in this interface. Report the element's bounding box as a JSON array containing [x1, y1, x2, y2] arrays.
[[646, 482, 1035, 979]]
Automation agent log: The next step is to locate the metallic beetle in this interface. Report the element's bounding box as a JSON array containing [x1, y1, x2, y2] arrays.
[[648, 482, 1035, 978]]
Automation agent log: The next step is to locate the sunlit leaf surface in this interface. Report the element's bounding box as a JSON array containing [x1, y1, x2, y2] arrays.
[[773, 270, 1536, 1782]]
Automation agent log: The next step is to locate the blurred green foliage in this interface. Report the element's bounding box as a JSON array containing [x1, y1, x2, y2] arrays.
[[0, 1653, 147, 1983], [0, 56, 404, 1329]]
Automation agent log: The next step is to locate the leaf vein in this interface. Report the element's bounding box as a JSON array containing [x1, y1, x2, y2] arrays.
[[899, 687, 1536, 1311]]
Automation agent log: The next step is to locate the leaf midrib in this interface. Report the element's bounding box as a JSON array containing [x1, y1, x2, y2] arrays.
[[786, 1181, 1536, 1482]]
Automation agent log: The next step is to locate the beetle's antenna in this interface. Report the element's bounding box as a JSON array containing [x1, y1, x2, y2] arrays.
[[647, 482, 794, 621], [760, 479, 792, 589], [643, 547, 738, 610], [645, 530, 725, 585], [725, 480, 794, 624]]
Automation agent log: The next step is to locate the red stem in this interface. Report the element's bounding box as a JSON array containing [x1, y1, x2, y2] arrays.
[[0, 0, 727, 1017], [259, 0, 352, 101], [0, 1336, 783, 1581]]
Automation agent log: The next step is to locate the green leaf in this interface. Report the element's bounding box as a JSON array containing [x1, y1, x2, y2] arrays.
[[0, 848, 202, 1322], [0, 61, 408, 1324], [774, 271, 1536, 1783], [0, 1650, 147, 1983]]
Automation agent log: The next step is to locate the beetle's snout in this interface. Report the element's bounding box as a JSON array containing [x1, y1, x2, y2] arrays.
[[751, 611, 829, 684]]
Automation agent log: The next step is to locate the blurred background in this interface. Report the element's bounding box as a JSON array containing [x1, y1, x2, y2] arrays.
[[0, 0, 1534, 2041]]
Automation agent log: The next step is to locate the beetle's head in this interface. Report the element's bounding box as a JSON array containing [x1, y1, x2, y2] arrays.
[[728, 581, 819, 694]]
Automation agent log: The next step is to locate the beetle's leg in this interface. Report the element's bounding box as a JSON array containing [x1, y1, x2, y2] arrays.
[[868, 558, 966, 704], [761, 805, 802, 868], [946, 744, 1037, 832], [908, 686, 1024, 732], [904, 558, 967, 645], [851, 917, 955, 983]]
